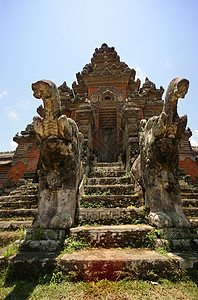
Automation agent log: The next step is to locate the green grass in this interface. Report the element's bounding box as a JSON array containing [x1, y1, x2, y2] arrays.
[[3, 243, 20, 258], [0, 276, 197, 300], [61, 236, 89, 254]]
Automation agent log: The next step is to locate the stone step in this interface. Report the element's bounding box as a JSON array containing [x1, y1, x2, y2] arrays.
[[91, 170, 126, 178], [10, 184, 38, 191], [70, 224, 154, 248], [84, 184, 134, 196], [3, 249, 198, 280], [0, 209, 37, 220], [95, 162, 122, 167], [0, 231, 21, 247], [80, 194, 140, 208], [60, 249, 198, 281], [1, 252, 57, 278], [181, 193, 198, 199], [189, 218, 198, 228], [10, 183, 38, 190], [180, 187, 198, 193], [182, 199, 198, 207], [78, 207, 146, 226], [9, 190, 38, 196], [87, 177, 131, 186], [0, 201, 37, 210], [182, 207, 198, 218], [94, 165, 124, 171], [0, 195, 37, 203], [0, 220, 33, 231]]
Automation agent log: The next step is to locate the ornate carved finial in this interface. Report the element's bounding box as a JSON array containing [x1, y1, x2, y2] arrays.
[[142, 77, 156, 89], [101, 43, 108, 49]]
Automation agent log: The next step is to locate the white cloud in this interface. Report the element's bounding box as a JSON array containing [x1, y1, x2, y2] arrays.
[[0, 90, 8, 99], [194, 130, 198, 137], [190, 130, 198, 146], [190, 138, 198, 147], [10, 141, 18, 149], [5, 107, 20, 121], [16, 100, 30, 109], [135, 66, 146, 85]]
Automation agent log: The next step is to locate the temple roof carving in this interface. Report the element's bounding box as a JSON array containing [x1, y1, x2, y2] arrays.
[[80, 43, 135, 76], [73, 43, 138, 91], [56, 44, 164, 109]]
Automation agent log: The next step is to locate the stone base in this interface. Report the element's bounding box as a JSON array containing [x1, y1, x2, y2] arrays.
[[20, 240, 63, 252], [161, 227, 197, 240], [7, 252, 58, 279], [21, 228, 67, 252], [156, 238, 198, 251], [25, 228, 66, 240], [155, 227, 198, 251]]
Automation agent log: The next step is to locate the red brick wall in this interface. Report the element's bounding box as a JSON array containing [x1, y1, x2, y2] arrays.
[[26, 137, 40, 173], [9, 161, 28, 185], [0, 165, 11, 187], [179, 157, 198, 182]]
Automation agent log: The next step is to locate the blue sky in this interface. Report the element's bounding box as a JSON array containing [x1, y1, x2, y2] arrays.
[[0, 0, 198, 151]]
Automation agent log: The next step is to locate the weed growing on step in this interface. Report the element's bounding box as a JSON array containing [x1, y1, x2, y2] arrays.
[[145, 228, 162, 249], [78, 211, 148, 226], [81, 195, 140, 208], [123, 170, 131, 178], [164, 260, 190, 281], [133, 213, 148, 225], [84, 188, 112, 196], [94, 167, 104, 173], [14, 227, 26, 240], [25, 227, 44, 241], [80, 199, 114, 208], [156, 247, 168, 257], [3, 242, 19, 258], [61, 236, 89, 255]]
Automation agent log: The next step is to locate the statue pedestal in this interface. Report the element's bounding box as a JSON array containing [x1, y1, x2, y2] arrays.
[[20, 228, 67, 252]]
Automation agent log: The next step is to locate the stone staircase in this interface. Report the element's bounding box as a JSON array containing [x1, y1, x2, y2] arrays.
[[180, 178, 198, 230], [78, 162, 146, 227], [0, 162, 198, 279], [60, 161, 198, 279], [0, 180, 38, 254]]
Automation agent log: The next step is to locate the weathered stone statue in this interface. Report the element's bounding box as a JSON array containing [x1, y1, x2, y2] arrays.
[[32, 80, 83, 229], [132, 78, 191, 228]]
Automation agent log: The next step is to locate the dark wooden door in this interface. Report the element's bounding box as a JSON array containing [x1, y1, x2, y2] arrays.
[[98, 107, 117, 162]]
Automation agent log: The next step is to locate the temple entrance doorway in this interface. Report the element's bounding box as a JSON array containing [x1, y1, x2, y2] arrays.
[[98, 107, 117, 162]]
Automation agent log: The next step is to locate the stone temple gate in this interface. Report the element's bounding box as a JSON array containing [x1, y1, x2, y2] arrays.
[[0, 43, 197, 188]]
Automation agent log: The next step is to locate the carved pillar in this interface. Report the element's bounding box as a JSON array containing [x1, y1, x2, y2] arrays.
[[76, 102, 94, 174], [122, 103, 140, 171]]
